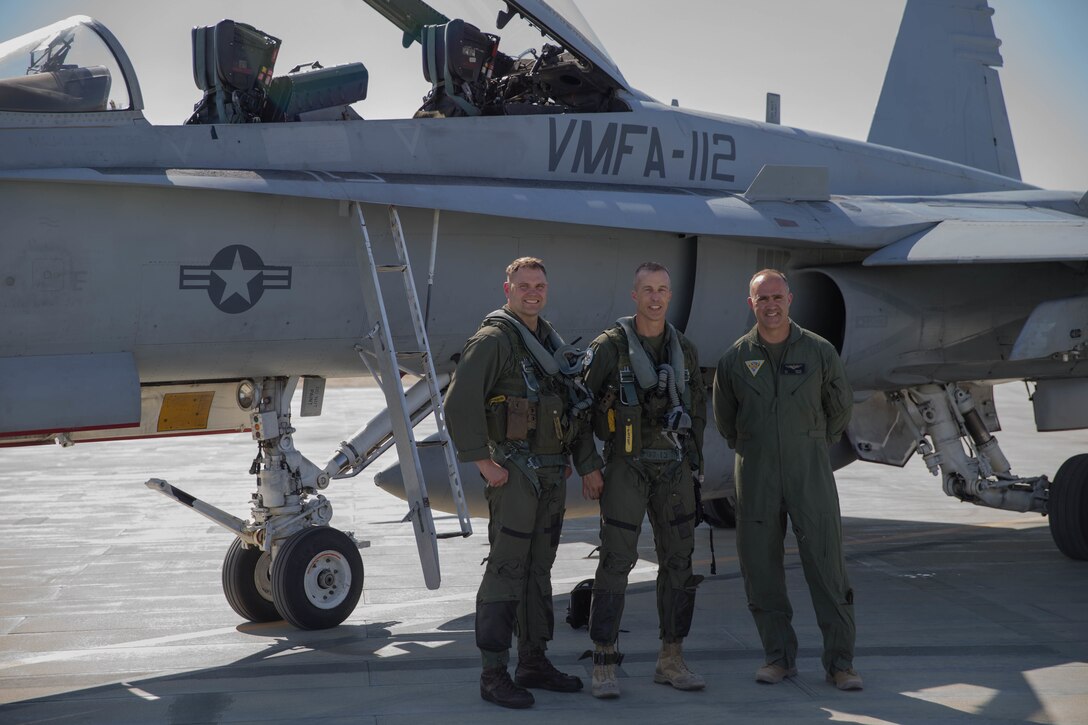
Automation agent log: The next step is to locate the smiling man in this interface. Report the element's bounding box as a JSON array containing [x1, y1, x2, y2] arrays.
[[712, 269, 862, 691], [574, 261, 706, 699], [445, 257, 588, 709]]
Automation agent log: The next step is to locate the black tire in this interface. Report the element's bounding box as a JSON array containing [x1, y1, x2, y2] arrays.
[[222, 537, 280, 623], [271, 526, 363, 630], [1049, 454, 1088, 560], [702, 495, 737, 529]]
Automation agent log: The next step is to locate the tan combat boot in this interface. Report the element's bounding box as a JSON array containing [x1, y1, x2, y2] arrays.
[[591, 643, 621, 699], [653, 640, 706, 690]]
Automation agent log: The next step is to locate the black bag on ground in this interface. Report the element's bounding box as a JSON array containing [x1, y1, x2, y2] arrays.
[[565, 578, 594, 629]]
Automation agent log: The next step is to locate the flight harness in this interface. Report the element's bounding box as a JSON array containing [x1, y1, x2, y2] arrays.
[[483, 309, 593, 495], [606, 317, 694, 459]]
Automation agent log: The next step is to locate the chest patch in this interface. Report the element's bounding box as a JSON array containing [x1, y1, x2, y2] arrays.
[[782, 362, 806, 375], [745, 359, 765, 377]]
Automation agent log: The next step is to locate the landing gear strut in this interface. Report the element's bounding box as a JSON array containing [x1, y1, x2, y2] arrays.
[[147, 376, 364, 629], [907, 384, 1048, 513]]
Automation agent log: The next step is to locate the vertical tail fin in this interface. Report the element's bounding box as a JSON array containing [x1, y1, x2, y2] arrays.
[[867, 0, 1020, 180]]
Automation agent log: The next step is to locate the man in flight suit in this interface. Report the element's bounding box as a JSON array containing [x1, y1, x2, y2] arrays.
[[445, 257, 587, 709], [575, 262, 706, 699], [712, 269, 862, 691]]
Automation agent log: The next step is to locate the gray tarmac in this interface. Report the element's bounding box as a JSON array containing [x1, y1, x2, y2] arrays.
[[1, 382, 1086, 724]]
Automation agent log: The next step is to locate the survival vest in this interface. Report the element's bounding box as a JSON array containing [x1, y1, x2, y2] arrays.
[[480, 309, 592, 456], [594, 317, 694, 458]]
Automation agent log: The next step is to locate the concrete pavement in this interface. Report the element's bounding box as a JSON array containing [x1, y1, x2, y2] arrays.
[[1, 383, 1085, 724]]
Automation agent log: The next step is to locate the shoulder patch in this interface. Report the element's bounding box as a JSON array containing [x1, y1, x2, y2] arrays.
[[745, 359, 765, 377], [583, 345, 595, 368]]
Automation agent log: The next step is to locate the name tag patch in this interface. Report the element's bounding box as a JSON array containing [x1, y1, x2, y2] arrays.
[[782, 362, 806, 375]]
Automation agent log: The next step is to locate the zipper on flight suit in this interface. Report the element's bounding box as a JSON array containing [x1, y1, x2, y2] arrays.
[[756, 336, 795, 487]]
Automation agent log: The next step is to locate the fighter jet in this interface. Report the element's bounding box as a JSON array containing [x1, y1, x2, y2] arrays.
[[1, 0, 1085, 630]]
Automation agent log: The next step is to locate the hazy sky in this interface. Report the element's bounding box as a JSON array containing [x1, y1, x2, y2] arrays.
[[3, 0, 1085, 191]]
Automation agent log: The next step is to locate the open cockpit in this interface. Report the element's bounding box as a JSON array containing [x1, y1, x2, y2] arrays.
[[0, 15, 140, 116], [0, 0, 635, 128], [183, 0, 632, 124]]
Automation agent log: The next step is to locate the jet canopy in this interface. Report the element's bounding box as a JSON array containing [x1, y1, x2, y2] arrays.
[[0, 15, 142, 114], [362, 0, 638, 116]]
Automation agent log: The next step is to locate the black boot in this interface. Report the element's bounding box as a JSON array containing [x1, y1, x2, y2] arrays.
[[481, 666, 535, 709], [515, 652, 584, 692]]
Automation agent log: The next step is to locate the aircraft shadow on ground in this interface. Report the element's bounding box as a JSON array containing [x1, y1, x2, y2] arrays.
[[0, 516, 1080, 723]]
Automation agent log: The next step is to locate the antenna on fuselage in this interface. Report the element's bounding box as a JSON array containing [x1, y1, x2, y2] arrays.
[[766, 92, 780, 124]]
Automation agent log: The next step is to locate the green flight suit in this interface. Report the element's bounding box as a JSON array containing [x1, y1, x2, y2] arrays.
[[445, 307, 575, 669], [573, 320, 706, 645], [712, 321, 855, 675]]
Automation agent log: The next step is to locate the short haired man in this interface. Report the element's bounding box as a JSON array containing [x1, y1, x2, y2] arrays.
[[712, 269, 862, 691], [445, 257, 588, 708], [575, 262, 706, 698]]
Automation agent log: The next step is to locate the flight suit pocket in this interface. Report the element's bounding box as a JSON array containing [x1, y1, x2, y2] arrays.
[[533, 394, 564, 455], [787, 369, 819, 397], [506, 396, 531, 441], [614, 405, 641, 457], [822, 376, 850, 419]]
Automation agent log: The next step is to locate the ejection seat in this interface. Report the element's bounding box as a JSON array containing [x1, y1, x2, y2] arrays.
[[187, 19, 368, 124], [0, 65, 111, 113], [416, 19, 511, 118]]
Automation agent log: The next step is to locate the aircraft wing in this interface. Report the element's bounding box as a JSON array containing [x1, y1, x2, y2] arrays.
[[864, 217, 1088, 266], [0, 165, 934, 251], [4, 166, 1085, 260]]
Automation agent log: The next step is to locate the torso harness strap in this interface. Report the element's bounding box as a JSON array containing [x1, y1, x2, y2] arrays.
[[612, 317, 692, 452], [482, 309, 593, 491]]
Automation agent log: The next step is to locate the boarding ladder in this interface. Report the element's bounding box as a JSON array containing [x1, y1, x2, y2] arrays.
[[351, 203, 472, 590]]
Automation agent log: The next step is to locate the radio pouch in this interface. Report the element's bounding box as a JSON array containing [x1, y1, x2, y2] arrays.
[[506, 396, 531, 441]]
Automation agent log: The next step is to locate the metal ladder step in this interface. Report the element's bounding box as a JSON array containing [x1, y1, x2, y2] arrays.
[[351, 202, 472, 590], [436, 531, 472, 539]]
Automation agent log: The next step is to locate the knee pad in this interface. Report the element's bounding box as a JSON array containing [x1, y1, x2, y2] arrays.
[[476, 600, 517, 652]]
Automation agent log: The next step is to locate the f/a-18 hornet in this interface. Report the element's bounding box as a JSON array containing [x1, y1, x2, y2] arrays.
[[1, 0, 1085, 629]]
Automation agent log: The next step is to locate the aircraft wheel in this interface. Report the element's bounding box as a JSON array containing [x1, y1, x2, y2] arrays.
[[222, 537, 280, 623], [702, 495, 737, 529], [1049, 454, 1088, 560], [271, 526, 363, 630]]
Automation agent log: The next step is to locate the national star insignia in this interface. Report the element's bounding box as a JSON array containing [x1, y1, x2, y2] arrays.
[[745, 359, 765, 377]]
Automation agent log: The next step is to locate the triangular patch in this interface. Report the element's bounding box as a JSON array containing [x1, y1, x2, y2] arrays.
[[745, 359, 764, 377]]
